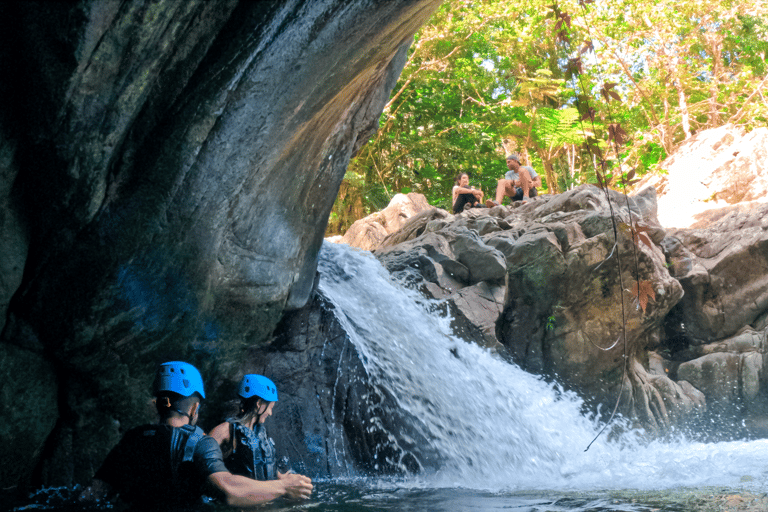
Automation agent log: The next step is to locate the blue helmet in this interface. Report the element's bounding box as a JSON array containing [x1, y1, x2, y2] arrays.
[[154, 361, 205, 399], [238, 374, 278, 402]]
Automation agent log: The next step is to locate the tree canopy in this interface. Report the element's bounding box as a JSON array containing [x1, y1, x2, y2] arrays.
[[327, 0, 768, 235]]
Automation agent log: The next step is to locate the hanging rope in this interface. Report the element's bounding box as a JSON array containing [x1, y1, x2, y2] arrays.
[[547, 0, 647, 451]]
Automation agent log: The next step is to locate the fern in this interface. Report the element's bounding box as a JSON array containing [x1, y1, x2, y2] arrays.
[[534, 107, 584, 150]]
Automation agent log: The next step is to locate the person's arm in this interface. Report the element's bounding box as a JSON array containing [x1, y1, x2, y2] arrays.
[[453, 186, 475, 195], [208, 471, 313, 507], [526, 167, 542, 188], [453, 185, 475, 208], [526, 169, 541, 188], [209, 421, 234, 458], [504, 171, 522, 186]]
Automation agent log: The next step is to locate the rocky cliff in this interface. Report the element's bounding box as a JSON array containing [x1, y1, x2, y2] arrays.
[[0, 0, 440, 495], [360, 125, 768, 438], [372, 186, 768, 436]]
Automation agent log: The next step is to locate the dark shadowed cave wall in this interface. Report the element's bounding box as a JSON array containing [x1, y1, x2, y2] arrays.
[[0, 0, 441, 495]]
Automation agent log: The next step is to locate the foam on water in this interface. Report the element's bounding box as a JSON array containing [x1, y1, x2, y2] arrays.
[[318, 241, 768, 493]]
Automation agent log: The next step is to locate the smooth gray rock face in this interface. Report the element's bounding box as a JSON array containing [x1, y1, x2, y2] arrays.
[[664, 204, 768, 342], [0, 0, 440, 493], [0, 128, 25, 337], [633, 124, 768, 228]]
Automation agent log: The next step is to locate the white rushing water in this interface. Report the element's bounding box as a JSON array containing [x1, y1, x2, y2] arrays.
[[317, 241, 768, 493]]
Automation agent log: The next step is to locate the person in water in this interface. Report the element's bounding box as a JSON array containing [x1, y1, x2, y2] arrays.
[[210, 374, 307, 484], [79, 361, 312, 509], [452, 172, 485, 214]]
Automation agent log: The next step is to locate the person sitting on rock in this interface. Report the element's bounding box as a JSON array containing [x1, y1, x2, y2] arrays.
[[452, 172, 485, 213], [210, 375, 309, 486], [79, 362, 312, 509], [485, 154, 542, 207]]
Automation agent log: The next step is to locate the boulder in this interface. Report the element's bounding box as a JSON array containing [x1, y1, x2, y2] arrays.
[[624, 359, 706, 433], [663, 204, 768, 342], [375, 185, 693, 430], [377, 211, 509, 348], [492, 187, 684, 419], [338, 192, 433, 250], [677, 353, 742, 411], [633, 124, 768, 228], [379, 206, 453, 247]]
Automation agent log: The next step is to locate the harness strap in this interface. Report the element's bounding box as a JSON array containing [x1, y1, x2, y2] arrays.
[[182, 425, 205, 463], [170, 424, 205, 483]]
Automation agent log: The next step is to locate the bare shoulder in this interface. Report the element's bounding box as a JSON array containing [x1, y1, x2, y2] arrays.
[[209, 421, 230, 444]]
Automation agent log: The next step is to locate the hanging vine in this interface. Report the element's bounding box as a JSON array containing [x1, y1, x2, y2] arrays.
[[546, 0, 657, 450]]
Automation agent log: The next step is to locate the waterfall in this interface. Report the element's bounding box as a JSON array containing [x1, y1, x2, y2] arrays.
[[317, 241, 768, 492]]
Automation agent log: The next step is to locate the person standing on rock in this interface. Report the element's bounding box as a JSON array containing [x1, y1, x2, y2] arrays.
[[485, 154, 542, 207], [210, 374, 309, 485], [79, 362, 312, 509], [452, 172, 485, 213]]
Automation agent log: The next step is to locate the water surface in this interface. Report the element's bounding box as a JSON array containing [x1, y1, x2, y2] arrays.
[[12, 242, 768, 511]]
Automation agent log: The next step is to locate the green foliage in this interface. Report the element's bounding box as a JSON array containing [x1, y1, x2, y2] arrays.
[[327, 0, 768, 235], [535, 107, 581, 148]]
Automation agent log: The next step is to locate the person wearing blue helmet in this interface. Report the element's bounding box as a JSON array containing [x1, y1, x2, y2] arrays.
[[80, 362, 312, 509], [211, 374, 304, 484]]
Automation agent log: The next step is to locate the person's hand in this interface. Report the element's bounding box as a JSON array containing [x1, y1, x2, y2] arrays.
[[78, 479, 112, 503], [278, 471, 313, 500]]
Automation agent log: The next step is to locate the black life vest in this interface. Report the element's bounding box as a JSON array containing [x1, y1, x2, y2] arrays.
[[225, 421, 276, 481], [169, 424, 206, 483], [101, 423, 208, 509]]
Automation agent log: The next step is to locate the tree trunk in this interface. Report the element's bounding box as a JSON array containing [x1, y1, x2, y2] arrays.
[[537, 149, 559, 194], [567, 144, 578, 189], [704, 30, 724, 128], [676, 79, 692, 139]]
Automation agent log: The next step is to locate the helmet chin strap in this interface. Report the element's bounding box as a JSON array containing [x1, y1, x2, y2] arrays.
[[159, 396, 196, 423], [173, 408, 193, 422]]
